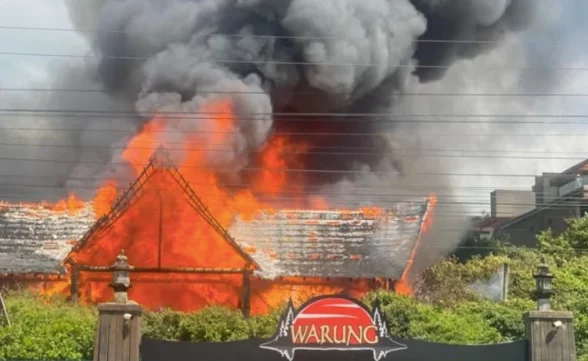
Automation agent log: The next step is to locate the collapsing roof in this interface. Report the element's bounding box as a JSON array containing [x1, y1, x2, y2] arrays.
[[0, 148, 431, 279], [230, 203, 429, 280], [0, 202, 95, 275]]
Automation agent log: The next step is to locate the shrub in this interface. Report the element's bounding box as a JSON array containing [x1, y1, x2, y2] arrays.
[[0, 291, 96, 361]]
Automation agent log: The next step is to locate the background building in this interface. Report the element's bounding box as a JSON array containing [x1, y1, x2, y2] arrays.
[[472, 159, 588, 247]]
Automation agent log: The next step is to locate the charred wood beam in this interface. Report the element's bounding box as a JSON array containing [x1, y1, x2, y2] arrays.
[[76, 266, 251, 274], [158, 195, 163, 268], [0, 273, 66, 280], [240, 269, 251, 317], [70, 160, 154, 253], [70, 267, 80, 304], [81, 276, 245, 285]]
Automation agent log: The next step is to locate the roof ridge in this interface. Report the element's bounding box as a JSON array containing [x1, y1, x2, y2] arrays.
[[63, 146, 259, 270]]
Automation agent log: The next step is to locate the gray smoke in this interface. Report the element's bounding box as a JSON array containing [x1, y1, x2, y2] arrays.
[[63, 0, 541, 185], [2, 0, 582, 277], [468, 264, 508, 302]]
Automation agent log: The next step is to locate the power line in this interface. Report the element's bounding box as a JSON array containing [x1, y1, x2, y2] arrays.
[[0, 25, 582, 46], [0, 179, 583, 207], [3, 141, 588, 154], [1, 51, 587, 71], [0, 173, 574, 196], [3, 87, 588, 98], [0, 157, 552, 177], [3, 111, 588, 126], [0, 125, 586, 137], [1, 142, 588, 160], [5, 108, 588, 118], [0, 174, 583, 195]]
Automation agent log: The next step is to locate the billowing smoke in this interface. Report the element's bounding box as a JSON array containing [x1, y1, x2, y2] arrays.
[[3, 0, 581, 277], [62, 0, 538, 186]]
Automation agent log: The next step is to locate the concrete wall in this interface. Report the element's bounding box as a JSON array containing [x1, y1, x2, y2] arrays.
[[491, 190, 535, 218]]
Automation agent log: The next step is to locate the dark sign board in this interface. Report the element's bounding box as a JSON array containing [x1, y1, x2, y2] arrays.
[[141, 295, 528, 361]]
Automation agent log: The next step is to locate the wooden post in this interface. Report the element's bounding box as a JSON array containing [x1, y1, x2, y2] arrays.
[[524, 311, 576, 361], [241, 271, 251, 317], [94, 303, 143, 361], [71, 267, 80, 304], [158, 196, 163, 268], [93, 251, 142, 361]]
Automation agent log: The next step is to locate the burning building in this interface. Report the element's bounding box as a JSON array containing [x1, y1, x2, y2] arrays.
[[0, 0, 533, 314], [0, 147, 433, 315]]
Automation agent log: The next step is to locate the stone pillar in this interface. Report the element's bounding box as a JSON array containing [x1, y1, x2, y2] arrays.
[[524, 260, 576, 361], [93, 251, 143, 361], [524, 311, 576, 361]]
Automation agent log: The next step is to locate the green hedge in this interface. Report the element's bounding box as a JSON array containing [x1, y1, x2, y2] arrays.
[[0, 292, 96, 361], [0, 290, 533, 361]]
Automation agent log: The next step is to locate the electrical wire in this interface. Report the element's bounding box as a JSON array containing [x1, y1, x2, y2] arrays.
[[1, 51, 588, 71], [3, 141, 588, 154], [1, 24, 587, 47], [0, 158, 553, 177], [4, 87, 588, 98], [0, 143, 586, 160], [0, 125, 585, 137], [4, 108, 588, 118]]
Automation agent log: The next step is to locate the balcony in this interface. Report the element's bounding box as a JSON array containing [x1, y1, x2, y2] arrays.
[[558, 175, 588, 197]]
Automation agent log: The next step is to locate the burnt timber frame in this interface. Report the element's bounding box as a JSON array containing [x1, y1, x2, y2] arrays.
[[67, 147, 259, 268], [64, 147, 259, 315], [69, 262, 254, 315]]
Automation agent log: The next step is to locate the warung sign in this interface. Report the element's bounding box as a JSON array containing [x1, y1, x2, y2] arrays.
[[260, 295, 407, 361]]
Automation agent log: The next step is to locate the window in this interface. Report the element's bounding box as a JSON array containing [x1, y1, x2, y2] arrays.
[[547, 219, 553, 227]]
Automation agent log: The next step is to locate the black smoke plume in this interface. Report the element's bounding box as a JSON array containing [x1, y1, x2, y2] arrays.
[[62, 0, 538, 188]]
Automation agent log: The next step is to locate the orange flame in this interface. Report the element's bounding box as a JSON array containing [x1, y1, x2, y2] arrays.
[[57, 97, 378, 314], [254, 136, 309, 196], [22, 97, 436, 313], [396, 194, 437, 296]]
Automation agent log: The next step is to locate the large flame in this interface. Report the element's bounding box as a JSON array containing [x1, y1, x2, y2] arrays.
[[22, 98, 433, 313], [56, 98, 384, 314]]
